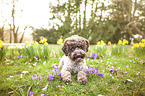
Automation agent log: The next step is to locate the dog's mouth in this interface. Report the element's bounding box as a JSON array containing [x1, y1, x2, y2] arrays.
[[73, 54, 85, 62]]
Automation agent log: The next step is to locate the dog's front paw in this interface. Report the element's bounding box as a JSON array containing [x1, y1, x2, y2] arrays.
[[78, 76, 87, 85]]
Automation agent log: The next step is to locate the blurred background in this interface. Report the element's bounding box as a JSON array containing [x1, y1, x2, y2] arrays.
[[0, 0, 145, 44]]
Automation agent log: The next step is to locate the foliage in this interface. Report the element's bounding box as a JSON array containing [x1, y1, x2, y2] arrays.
[[133, 39, 145, 56], [0, 40, 8, 63], [32, 28, 60, 44], [31, 0, 145, 44]]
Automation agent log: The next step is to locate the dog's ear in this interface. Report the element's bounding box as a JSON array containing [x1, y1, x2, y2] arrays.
[[62, 40, 69, 56], [85, 39, 89, 52]]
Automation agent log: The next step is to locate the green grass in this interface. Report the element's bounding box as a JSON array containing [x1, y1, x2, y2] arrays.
[[0, 45, 145, 96]]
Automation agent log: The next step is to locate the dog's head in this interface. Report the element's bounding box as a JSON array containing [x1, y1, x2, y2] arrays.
[[62, 35, 89, 62]]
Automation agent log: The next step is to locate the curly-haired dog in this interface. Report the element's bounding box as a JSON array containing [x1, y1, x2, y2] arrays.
[[58, 35, 89, 84]]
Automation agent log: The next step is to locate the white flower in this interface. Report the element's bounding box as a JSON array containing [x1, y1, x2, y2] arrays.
[[22, 71, 29, 74]]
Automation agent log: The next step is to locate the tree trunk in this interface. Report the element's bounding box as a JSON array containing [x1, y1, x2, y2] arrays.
[[1, 25, 4, 42], [83, 0, 87, 30], [9, 24, 12, 43]]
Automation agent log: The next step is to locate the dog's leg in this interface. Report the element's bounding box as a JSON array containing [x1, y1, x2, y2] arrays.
[[61, 70, 72, 84], [78, 71, 87, 84]]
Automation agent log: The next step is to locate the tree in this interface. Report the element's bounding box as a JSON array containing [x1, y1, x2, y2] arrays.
[[110, 0, 145, 42]]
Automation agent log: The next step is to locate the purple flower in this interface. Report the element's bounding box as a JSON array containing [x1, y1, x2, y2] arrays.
[[137, 71, 140, 75], [32, 75, 35, 80], [36, 55, 38, 58], [92, 68, 98, 74], [35, 74, 39, 79], [30, 90, 34, 96], [98, 72, 104, 77], [48, 73, 54, 81], [59, 77, 62, 80], [110, 68, 113, 72], [114, 70, 117, 72], [92, 53, 98, 59], [88, 67, 94, 71], [88, 53, 98, 59], [39, 76, 43, 79], [52, 68, 58, 72], [84, 70, 89, 74], [57, 72, 61, 76], [40, 93, 46, 96], [17, 55, 22, 59]]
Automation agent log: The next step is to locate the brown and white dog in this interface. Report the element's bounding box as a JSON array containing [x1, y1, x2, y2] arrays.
[[58, 35, 89, 84]]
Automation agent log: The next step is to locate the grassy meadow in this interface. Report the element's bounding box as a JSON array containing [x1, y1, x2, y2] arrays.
[[0, 40, 145, 96]]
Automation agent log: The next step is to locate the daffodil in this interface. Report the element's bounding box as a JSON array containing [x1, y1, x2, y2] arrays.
[[97, 41, 101, 45], [123, 39, 129, 45], [113, 44, 116, 48], [133, 43, 139, 47], [97, 40, 106, 45], [100, 40, 106, 45], [34, 41, 39, 46], [40, 38, 47, 43], [141, 39, 145, 43], [118, 40, 122, 45], [25, 41, 30, 45], [0, 42, 4, 48], [44, 42, 48, 46], [108, 41, 111, 45], [57, 38, 63, 45], [0, 40, 3, 43]]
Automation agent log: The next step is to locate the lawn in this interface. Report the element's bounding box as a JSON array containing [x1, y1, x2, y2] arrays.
[[0, 44, 145, 96]]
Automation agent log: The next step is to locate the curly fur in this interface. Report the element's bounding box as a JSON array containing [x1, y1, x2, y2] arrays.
[[58, 35, 89, 84]]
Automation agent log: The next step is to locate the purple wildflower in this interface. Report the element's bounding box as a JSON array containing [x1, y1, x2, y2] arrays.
[[88, 53, 98, 59], [88, 67, 94, 71], [40, 93, 46, 96], [136, 71, 140, 75], [110, 68, 113, 72], [57, 72, 61, 76], [92, 68, 98, 74], [52, 68, 58, 72], [35, 74, 39, 79], [30, 90, 34, 96], [48, 73, 54, 81], [36, 55, 38, 58], [84, 70, 89, 74], [32, 75, 35, 80], [17, 55, 22, 59], [59, 77, 62, 80], [98, 72, 104, 77], [114, 70, 117, 72], [39, 76, 43, 79], [92, 53, 98, 59]]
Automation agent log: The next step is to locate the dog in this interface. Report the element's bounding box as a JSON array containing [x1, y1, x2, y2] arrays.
[[58, 35, 89, 84]]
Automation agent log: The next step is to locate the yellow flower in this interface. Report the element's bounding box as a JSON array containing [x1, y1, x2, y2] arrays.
[[133, 43, 139, 47], [118, 40, 122, 45], [44, 42, 48, 46], [100, 40, 106, 45], [113, 44, 116, 48], [0, 42, 4, 48], [141, 39, 145, 43], [123, 39, 129, 45], [34, 41, 39, 46], [139, 42, 145, 47], [108, 41, 111, 45], [57, 38, 63, 45], [25, 41, 30, 45], [97, 41, 101, 45], [0, 40, 3, 43], [40, 38, 47, 43]]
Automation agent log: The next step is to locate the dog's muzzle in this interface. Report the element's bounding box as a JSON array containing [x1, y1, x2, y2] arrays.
[[70, 49, 86, 62]]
